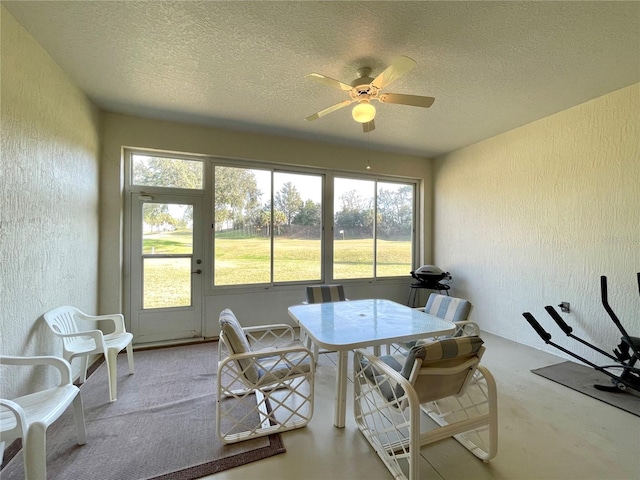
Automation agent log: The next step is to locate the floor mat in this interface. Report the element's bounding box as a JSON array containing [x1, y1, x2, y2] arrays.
[[0, 343, 285, 480], [532, 361, 639, 417]]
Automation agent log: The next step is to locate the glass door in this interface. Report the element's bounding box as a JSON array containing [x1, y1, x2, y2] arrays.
[[129, 194, 203, 343]]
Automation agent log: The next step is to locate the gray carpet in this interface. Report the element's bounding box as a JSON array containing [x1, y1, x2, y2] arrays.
[[532, 361, 640, 417], [0, 343, 285, 479]]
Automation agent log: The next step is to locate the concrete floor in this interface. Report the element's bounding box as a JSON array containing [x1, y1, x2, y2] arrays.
[[210, 332, 640, 480]]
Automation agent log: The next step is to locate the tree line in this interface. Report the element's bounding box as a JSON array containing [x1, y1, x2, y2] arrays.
[[135, 158, 412, 239]]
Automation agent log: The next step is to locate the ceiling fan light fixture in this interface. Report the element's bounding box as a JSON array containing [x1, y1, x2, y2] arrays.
[[352, 100, 376, 123]]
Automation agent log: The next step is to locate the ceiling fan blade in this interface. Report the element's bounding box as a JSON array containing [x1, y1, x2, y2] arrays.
[[306, 73, 353, 92], [305, 100, 353, 121], [378, 93, 435, 108], [362, 120, 375, 133], [371, 56, 417, 90]]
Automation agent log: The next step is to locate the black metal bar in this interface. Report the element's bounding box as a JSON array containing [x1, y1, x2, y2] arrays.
[[544, 306, 618, 361], [601, 275, 640, 359], [522, 312, 551, 342], [522, 312, 630, 385]]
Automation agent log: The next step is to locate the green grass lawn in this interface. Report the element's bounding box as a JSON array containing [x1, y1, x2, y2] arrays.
[[142, 230, 411, 306]]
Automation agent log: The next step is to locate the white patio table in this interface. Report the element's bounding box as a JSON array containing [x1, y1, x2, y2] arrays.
[[288, 298, 455, 428]]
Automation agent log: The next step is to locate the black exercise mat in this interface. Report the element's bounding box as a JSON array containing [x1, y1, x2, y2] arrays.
[[532, 361, 640, 417]]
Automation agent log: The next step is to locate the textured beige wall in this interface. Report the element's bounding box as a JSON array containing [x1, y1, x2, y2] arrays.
[[433, 83, 640, 363], [1, 8, 101, 397]]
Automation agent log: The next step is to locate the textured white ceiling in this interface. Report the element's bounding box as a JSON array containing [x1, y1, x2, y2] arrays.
[[4, 1, 639, 158]]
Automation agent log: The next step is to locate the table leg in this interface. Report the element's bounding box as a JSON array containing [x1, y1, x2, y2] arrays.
[[334, 350, 348, 428]]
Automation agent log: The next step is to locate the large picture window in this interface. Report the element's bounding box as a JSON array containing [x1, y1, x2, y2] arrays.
[[334, 177, 414, 280], [127, 150, 417, 289], [213, 166, 323, 286]]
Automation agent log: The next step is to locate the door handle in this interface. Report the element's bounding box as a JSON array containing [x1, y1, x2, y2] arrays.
[[191, 269, 202, 274]]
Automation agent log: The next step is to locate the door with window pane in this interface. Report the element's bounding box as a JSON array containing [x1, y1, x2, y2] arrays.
[[130, 194, 203, 343]]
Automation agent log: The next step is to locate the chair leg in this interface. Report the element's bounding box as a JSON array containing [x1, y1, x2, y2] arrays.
[[126, 343, 135, 374], [301, 330, 320, 362], [24, 422, 47, 480], [72, 393, 87, 445], [105, 350, 119, 402], [78, 355, 89, 384]]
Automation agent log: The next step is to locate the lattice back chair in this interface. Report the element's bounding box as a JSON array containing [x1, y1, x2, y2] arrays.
[[0, 356, 87, 480], [354, 336, 497, 480], [422, 293, 478, 337], [302, 284, 354, 359], [43, 306, 134, 402], [216, 309, 315, 444], [388, 293, 478, 355]]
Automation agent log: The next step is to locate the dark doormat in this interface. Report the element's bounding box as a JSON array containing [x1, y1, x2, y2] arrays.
[[532, 361, 640, 417]]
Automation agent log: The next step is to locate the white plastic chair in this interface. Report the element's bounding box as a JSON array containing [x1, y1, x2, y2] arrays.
[[216, 309, 315, 444], [354, 336, 497, 480], [43, 305, 134, 402], [0, 355, 87, 480]]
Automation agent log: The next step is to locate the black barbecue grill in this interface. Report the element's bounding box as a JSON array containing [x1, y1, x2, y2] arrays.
[[410, 265, 451, 288], [407, 265, 451, 306]]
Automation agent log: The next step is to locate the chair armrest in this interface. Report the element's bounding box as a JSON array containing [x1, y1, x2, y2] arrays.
[[52, 329, 105, 347], [0, 355, 73, 385], [74, 311, 127, 335], [353, 349, 418, 410], [0, 398, 27, 435], [242, 324, 296, 348], [453, 321, 480, 337], [218, 345, 315, 388], [223, 345, 313, 362]]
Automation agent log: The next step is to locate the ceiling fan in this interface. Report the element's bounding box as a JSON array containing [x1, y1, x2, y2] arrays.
[[305, 55, 435, 133]]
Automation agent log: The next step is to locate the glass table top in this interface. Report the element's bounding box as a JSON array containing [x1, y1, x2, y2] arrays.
[[288, 298, 455, 349]]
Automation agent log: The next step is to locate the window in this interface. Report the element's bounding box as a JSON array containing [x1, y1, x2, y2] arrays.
[[142, 202, 194, 308], [213, 166, 323, 286], [375, 182, 414, 277], [334, 177, 414, 279], [273, 172, 322, 282], [132, 154, 203, 189], [334, 178, 374, 279], [127, 150, 417, 289]]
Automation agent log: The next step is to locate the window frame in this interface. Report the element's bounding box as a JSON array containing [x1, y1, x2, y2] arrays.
[[125, 148, 420, 295]]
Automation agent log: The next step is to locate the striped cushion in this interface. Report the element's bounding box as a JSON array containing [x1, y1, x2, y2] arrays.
[[424, 294, 471, 322], [305, 284, 346, 304], [219, 309, 260, 383], [361, 336, 484, 403], [413, 336, 484, 402], [418, 336, 483, 361]]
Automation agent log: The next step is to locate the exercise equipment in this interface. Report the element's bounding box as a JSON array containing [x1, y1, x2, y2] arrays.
[[523, 273, 640, 394]]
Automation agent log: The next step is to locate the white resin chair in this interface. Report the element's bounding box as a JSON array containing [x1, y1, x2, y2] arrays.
[[388, 293, 478, 355], [353, 336, 497, 480], [0, 355, 87, 480], [216, 309, 315, 444], [43, 306, 134, 402]]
